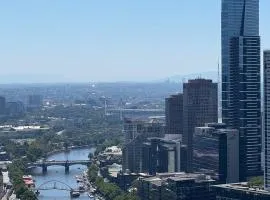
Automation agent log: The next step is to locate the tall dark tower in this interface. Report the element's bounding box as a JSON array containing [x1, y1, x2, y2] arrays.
[[183, 79, 218, 172], [221, 0, 261, 180], [0, 96, 5, 115], [165, 94, 183, 135]]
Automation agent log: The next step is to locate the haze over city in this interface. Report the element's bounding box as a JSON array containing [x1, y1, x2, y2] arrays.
[[1, 1, 270, 200], [0, 0, 269, 83]]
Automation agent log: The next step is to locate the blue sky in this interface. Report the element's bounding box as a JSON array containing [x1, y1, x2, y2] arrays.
[[0, 0, 269, 82]]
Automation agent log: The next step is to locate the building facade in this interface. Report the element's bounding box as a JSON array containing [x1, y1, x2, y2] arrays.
[[213, 183, 270, 200], [122, 117, 165, 173], [27, 94, 42, 110], [193, 123, 239, 183], [183, 79, 218, 172], [138, 173, 216, 200], [165, 94, 183, 135], [6, 101, 25, 117], [264, 50, 270, 190], [0, 96, 6, 116], [221, 0, 261, 180], [141, 136, 185, 175]]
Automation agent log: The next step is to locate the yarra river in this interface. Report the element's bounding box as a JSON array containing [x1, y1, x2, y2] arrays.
[[30, 147, 96, 200]]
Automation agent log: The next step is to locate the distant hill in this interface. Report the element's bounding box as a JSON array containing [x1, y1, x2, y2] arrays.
[[0, 71, 218, 84], [0, 74, 72, 84], [166, 71, 218, 83]]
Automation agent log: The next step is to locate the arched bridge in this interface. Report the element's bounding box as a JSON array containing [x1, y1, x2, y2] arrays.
[[33, 180, 83, 197], [35, 180, 73, 191], [27, 160, 91, 172]]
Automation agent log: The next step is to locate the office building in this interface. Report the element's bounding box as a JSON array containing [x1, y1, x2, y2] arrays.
[[6, 101, 25, 117], [28, 95, 42, 110], [0, 96, 5, 115], [141, 135, 186, 175], [138, 172, 216, 200], [213, 182, 270, 200], [122, 117, 165, 173], [221, 0, 261, 180], [165, 94, 183, 135], [183, 79, 218, 172], [194, 123, 239, 183], [264, 50, 270, 190]]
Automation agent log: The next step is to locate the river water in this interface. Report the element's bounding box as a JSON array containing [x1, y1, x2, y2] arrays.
[[31, 147, 95, 200]]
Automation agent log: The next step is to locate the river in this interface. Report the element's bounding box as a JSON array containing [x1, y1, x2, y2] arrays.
[[31, 147, 95, 200]]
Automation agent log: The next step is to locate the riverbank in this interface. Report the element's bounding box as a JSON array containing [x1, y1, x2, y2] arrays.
[[76, 170, 104, 200], [31, 148, 95, 199]]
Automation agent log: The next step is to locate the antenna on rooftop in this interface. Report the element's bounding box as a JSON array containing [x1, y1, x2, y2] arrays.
[[217, 57, 222, 122], [218, 57, 220, 84]]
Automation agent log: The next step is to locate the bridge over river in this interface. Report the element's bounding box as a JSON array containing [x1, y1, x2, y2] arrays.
[[33, 180, 84, 197], [27, 160, 91, 172]]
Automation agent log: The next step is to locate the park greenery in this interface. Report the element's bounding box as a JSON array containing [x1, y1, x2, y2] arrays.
[[88, 164, 139, 200], [8, 160, 37, 200], [2, 105, 125, 199]]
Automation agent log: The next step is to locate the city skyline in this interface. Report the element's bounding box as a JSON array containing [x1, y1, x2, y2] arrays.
[[0, 0, 270, 82], [2, 0, 270, 199]]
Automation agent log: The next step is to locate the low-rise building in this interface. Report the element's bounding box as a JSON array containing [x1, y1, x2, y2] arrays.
[[138, 172, 216, 200], [99, 146, 122, 167], [212, 182, 270, 200]]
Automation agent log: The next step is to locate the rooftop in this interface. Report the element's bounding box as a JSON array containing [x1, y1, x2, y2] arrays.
[[103, 146, 122, 155], [213, 182, 270, 196], [142, 172, 214, 185], [124, 116, 165, 124]]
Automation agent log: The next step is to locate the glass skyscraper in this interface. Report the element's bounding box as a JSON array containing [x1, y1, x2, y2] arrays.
[[264, 50, 270, 190], [221, 0, 261, 180]]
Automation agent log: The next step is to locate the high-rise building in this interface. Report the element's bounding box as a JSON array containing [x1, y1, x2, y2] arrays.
[[6, 101, 25, 117], [122, 117, 165, 173], [141, 135, 186, 175], [165, 94, 183, 135], [183, 79, 218, 172], [194, 123, 239, 183], [0, 96, 6, 115], [264, 50, 270, 190], [28, 95, 42, 110], [221, 0, 261, 180]]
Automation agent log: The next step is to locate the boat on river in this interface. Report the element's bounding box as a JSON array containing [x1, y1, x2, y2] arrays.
[[77, 178, 83, 183], [22, 175, 35, 188], [70, 191, 80, 198], [78, 184, 85, 192], [88, 193, 95, 199]]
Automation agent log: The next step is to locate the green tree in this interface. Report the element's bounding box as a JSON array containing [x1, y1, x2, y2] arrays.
[[248, 176, 264, 188], [88, 164, 98, 182], [20, 189, 37, 200], [114, 193, 140, 200]]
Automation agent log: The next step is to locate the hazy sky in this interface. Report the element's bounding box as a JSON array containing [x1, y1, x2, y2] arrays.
[[0, 0, 269, 82]]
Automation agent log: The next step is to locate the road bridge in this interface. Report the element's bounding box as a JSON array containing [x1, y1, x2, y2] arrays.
[[27, 160, 91, 172]]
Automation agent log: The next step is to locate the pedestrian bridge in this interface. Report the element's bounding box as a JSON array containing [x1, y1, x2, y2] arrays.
[[27, 160, 91, 172], [33, 180, 84, 197]]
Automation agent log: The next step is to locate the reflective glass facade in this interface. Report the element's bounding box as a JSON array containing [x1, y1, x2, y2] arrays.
[[221, 0, 261, 180], [264, 50, 270, 190]]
